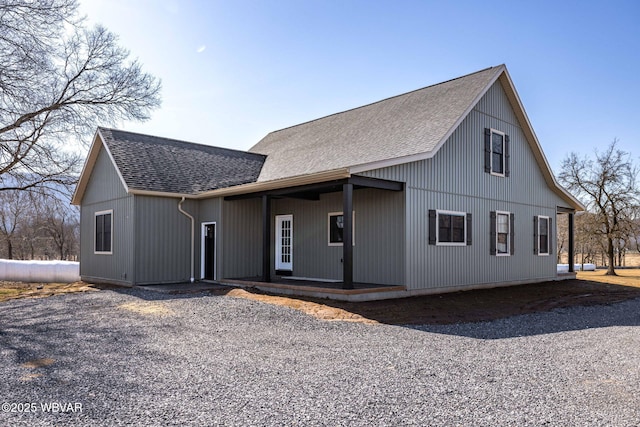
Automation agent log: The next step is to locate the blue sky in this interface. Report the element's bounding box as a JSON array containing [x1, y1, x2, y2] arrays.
[[79, 0, 639, 173]]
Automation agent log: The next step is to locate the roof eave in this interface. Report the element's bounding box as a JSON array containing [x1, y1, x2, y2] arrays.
[[128, 189, 197, 199], [194, 168, 352, 199]]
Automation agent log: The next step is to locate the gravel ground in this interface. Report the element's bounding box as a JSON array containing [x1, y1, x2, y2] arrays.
[[1, 287, 639, 426]]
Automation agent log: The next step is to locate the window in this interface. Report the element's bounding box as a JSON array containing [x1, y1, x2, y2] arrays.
[[490, 211, 514, 256], [534, 215, 552, 256], [328, 212, 355, 246], [95, 210, 112, 254], [484, 128, 510, 177], [492, 131, 505, 175], [428, 210, 472, 246], [496, 212, 509, 254]]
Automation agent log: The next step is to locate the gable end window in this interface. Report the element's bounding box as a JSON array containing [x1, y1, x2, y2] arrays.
[[95, 210, 113, 254], [490, 211, 515, 256], [534, 215, 552, 256], [428, 210, 472, 246], [328, 212, 355, 246], [484, 128, 510, 177]]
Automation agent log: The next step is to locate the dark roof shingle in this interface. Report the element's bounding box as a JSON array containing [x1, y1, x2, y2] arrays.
[[99, 128, 265, 194]]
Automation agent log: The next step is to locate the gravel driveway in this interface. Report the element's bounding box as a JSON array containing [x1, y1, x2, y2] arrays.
[[1, 287, 639, 426]]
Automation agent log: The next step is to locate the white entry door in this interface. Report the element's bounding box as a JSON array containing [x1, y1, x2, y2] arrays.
[[275, 214, 293, 271]]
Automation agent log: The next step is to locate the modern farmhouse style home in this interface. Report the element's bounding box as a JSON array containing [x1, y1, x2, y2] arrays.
[[72, 65, 583, 300]]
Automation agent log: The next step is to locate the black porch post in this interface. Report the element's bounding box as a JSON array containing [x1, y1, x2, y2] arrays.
[[568, 212, 575, 273], [262, 195, 271, 282], [342, 183, 353, 289]]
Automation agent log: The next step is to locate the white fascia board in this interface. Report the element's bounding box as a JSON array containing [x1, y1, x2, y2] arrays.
[[128, 189, 197, 199], [71, 129, 132, 205], [71, 131, 102, 205], [498, 70, 584, 211], [194, 168, 351, 199], [72, 129, 132, 205], [97, 128, 130, 196]]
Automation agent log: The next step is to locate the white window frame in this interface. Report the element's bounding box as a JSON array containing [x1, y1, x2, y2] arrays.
[[328, 211, 355, 246], [537, 215, 550, 256], [436, 210, 467, 246], [94, 209, 113, 255], [495, 210, 510, 256], [490, 129, 506, 177]]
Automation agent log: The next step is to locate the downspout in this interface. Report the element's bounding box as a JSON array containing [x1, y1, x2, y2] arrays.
[[178, 197, 195, 283]]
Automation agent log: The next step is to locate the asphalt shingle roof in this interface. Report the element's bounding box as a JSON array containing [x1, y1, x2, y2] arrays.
[[99, 128, 266, 194], [249, 66, 503, 181]]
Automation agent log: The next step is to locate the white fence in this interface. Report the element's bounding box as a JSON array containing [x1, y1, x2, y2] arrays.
[[0, 259, 80, 283], [557, 263, 596, 273]]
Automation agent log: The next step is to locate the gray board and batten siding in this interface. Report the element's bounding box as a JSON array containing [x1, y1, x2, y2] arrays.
[[217, 188, 404, 285], [222, 197, 262, 279], [261, 188, 405, 285], [134, 196, 195, 285], [360, 79, 568, 292], [80, 145, 197, 285], [75, 66, 581, 295], [79, 146, 134, 285], [77, 128, 265, 286]]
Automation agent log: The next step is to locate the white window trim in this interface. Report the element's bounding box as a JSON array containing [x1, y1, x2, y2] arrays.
[[200, 222, 217, 280], [490, 128, 506, 177], [537, 215, 550, 256], [496, 210, 510, 257], [94, 209, 113, 255], [436, 210, 467, 246], [328, 211, 355, 247]]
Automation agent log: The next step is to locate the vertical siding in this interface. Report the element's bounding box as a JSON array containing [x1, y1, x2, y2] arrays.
[[362, 79, 567, 291], [222, 198, 262, 278], [81, 146, 128, 204], [220, 188, 405, 285], [134, 196, 194, 284], [353, 189, 405, 285], [79, 146, 134, 284], [270, 189, 404, 285]]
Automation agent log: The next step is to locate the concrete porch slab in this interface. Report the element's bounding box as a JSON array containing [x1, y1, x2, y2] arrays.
[[220, 277, 407, 302]]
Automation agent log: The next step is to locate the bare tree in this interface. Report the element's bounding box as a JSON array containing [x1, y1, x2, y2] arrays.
[[0, 190, 30, 258], [0, 187, 80, 260], [559, 140, 640, 275], [39, 195, 79, 260], [574, 211, 607, 266], [0, 0, 161, 193]]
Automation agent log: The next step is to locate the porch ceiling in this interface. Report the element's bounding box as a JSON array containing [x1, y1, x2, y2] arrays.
[[223, 175, 403, 201]]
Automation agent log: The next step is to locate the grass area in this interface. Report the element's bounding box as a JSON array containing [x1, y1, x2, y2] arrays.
[[0, 281, 97, 302], [577, 269, 640, 288]]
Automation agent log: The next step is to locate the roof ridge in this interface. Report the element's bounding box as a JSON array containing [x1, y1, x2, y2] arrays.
[[260, 65, 502, 137], [98, 127, 265, 158]]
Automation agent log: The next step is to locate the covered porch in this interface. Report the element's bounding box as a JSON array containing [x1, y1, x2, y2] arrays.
[[224, 175, 405, 290]]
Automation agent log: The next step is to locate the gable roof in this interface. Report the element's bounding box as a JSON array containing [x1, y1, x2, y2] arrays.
[[249, 66, 502, 181], [247, 64, 582, 210], [72, 128, 265, 204], [72, 66, 583, 210]]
